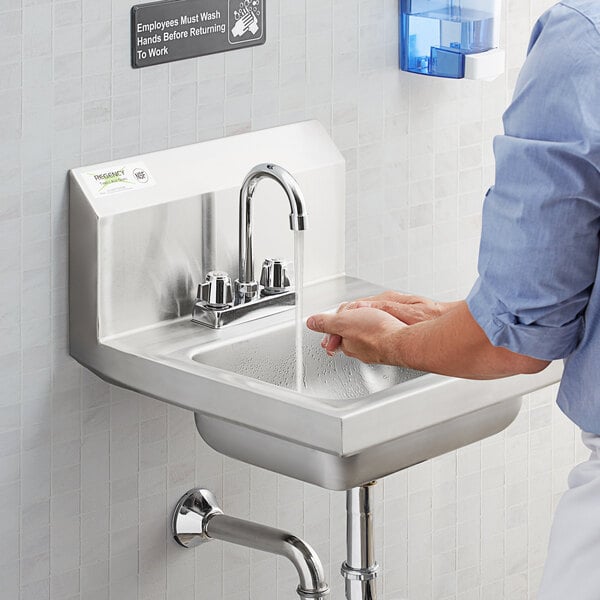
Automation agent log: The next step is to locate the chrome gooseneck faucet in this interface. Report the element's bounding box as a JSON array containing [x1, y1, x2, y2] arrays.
[[237, 163, 308, 302], [192, 163, 309, 328]]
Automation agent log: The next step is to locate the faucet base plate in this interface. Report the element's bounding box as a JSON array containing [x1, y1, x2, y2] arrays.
[[192, 289, 296, 329]]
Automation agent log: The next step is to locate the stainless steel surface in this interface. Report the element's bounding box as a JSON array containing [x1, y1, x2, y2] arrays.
[[260, 258, 293, 294], [99, 196, 204, 337], [192, 287, 295, 328], [342, 483, 378, 600], [237, 163, 308, 298], [172, 488, 330, 599], [192, 318, 424, 399], [198, 271, 234, 308], [193, 390, 523, 490]]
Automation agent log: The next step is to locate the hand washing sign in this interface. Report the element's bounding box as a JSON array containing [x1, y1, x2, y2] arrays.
[[131, 0, 265, 68]]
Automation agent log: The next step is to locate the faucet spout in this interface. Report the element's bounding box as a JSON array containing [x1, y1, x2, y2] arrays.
[[172, 488, 330, 599], [238, 163, 308, 296], [207, 514, 329, 599]]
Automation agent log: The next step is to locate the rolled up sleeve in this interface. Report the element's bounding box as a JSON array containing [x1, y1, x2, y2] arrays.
[[468, 277, 585, 361], [466, 4, 600, 361]]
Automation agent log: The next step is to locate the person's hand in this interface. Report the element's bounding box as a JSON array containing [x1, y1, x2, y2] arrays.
[[306, 306, 408, 365], [316, 291, 454, 355], [345, 291, 449, 324]]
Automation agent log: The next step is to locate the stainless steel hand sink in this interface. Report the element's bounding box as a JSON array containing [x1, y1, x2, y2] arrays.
[[69, 122, 563, 491]]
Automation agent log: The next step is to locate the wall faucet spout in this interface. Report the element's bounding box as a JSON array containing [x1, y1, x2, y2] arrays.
[[172, 488, 329, 600]]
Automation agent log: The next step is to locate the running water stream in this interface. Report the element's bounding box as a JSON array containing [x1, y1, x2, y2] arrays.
[[294, 231, 304, 392]]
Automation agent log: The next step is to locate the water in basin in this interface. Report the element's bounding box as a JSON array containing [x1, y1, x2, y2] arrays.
[[192, 324, 425, 401]]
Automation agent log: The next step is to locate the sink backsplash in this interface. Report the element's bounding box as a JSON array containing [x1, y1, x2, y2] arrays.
[[70, 122, 344, 338]]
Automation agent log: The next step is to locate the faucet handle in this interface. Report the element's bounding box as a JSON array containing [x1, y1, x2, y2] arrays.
[[199, 271, 234, 308], [260, 259, 293, 296]]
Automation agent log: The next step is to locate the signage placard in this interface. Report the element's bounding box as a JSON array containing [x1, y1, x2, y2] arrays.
[[131, 0, 266, 68]]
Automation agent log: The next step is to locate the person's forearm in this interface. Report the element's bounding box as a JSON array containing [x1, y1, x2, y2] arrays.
[[390, 301, 550, 379]]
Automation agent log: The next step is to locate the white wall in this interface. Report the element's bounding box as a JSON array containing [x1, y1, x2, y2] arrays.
[[0, 0, 585, 598]]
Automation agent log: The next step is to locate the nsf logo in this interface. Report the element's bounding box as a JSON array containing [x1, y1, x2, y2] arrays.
[[133, 168, 149, 183]]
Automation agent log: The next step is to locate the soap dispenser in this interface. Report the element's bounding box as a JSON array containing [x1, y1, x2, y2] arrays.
[[400, 0, 504, 80]]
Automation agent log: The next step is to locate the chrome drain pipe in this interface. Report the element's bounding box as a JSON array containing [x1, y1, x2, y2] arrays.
[[342, 482, 379, 600], [172, 488, 330, 600]]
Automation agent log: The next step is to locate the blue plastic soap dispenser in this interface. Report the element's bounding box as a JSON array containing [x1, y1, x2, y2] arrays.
[[400, 0, 504, 80]]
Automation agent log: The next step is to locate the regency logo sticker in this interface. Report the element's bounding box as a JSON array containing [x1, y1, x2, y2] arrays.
[[84, 162, 156, 197]]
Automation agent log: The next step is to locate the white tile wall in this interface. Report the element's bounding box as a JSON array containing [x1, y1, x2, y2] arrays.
[[0, 0, 586, 598]]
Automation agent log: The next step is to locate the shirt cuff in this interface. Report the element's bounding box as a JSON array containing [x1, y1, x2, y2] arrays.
[[466, 278, 583, 361]]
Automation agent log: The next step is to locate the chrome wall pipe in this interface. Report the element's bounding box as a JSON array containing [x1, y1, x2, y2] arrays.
[[172, 488, 329, 600], [342, 482, 379, 600], [208, 515, 329, 599]]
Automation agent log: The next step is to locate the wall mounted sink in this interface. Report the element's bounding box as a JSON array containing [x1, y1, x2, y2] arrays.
[[80, 273, 562, 490], [69, 121, 562, 491]]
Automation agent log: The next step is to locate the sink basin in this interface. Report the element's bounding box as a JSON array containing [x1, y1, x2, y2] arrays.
[[192, 321, 425, 400], [97, 276, 562, 490]]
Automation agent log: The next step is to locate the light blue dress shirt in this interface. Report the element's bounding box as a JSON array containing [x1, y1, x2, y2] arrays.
[[466, 1, 600, 433]]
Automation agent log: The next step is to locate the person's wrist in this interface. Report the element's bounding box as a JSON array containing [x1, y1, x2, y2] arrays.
[[438, 300, 463, 316], [383, 324, 409, 367]]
